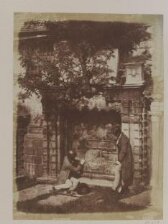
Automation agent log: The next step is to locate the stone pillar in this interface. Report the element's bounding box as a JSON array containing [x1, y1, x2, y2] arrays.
[[56, 114, 61, 172], [121, 99, 144, 186], [150, 101, 163, 209], [48, 118, 57, 177], [41, 118, 48, 177], [42, 116, 57, 178], [41, 113, 61, 179]]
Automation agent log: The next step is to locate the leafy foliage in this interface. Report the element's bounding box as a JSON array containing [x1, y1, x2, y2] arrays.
[[18, 20, 151, 110]]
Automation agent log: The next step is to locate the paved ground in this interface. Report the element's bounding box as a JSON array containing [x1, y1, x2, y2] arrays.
[[14, 183, 152, 214]]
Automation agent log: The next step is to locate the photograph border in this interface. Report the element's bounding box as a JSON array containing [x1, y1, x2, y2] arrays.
[[0, 0, 167, 223]]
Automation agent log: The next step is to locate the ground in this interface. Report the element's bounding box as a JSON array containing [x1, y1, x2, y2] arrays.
[[14, 182, 152, 215]]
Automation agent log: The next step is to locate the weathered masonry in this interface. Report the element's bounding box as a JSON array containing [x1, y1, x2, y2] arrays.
[[15, 22, 153, 187], [20, 62, 152, 187]]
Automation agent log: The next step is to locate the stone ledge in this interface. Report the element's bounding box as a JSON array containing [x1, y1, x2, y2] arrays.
[[36, 176, 57, 184], [80, 177, 113, 187], [36, 176, 114, 187]]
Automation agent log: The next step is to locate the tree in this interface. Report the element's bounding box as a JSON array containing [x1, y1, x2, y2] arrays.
[[18, 20, 151, 111]]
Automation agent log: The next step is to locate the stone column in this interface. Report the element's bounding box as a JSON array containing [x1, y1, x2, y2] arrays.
[[121, 100, 144, 187], [150, 101, 163, 209], [41, 113, 61, 179]]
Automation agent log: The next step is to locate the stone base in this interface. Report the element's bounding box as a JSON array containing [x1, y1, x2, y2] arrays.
[[36, 176, 114, 187], [79, 177, 113, 187], [36, 176, 57, 184]]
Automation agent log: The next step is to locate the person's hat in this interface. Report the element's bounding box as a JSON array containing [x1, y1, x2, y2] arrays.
[[76, 183, 90, 195]]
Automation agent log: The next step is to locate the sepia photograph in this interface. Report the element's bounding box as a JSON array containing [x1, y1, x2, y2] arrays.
[[13, 13, 163, 220]]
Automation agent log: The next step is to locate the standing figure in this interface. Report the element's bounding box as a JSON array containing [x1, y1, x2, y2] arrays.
[[113, 124, 134, 193], [51, 150, 85, 193]]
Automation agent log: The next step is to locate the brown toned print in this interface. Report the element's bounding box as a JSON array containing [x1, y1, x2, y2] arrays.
[[13, 13, 163, 220]]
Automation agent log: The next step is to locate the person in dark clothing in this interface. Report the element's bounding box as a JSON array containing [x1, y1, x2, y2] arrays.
[[113, 124, 134, 193]]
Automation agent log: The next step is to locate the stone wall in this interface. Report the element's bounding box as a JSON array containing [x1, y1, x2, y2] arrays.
[[70, 112, 119, 180], [16, 103, 31, 177], [23, 118, 43, 178], [19, 87, 151, 187]]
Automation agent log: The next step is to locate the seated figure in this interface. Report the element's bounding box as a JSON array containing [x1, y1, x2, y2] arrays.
[[51, 150, 85, 193]]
